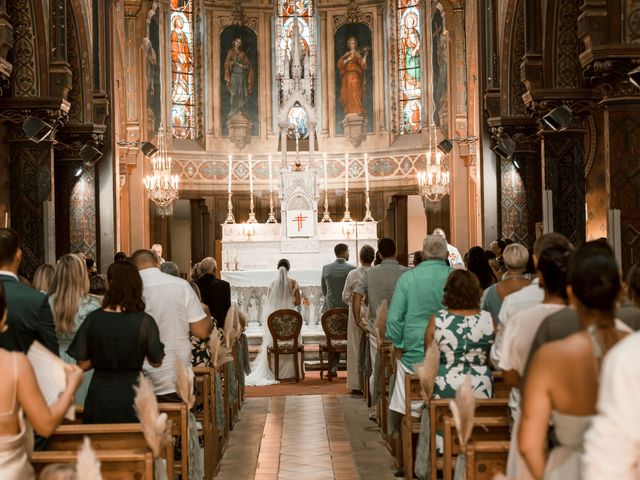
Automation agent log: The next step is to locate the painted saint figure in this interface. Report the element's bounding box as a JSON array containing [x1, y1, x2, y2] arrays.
[[337, 37, 369, 116], [401, 13, 421, 88], [224, 37, 254, 119], [171, 16, 191, 96]]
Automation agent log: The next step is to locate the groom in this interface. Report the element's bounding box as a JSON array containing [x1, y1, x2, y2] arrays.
[[321, 243, 355, 375]]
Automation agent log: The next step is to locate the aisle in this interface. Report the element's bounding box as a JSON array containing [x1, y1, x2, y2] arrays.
[[216, 395, 397, 480]]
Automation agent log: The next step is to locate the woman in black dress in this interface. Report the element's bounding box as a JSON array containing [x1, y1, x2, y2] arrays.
[[67, 261, 165, 424]]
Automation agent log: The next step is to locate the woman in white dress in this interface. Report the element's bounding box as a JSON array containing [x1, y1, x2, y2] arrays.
[[519, 242, 629, 479], [245, 259, 301, 386]]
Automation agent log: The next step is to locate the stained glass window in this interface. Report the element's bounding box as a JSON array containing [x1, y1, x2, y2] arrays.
[[276, 0, 315, 81], [170, 0, 195, 139], [397, 0, 422, 134]]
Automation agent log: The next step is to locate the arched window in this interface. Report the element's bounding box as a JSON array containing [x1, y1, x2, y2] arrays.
[[170, 0, 195, 139], [397, 0, 422, 134], [275, 0, 316, 83]]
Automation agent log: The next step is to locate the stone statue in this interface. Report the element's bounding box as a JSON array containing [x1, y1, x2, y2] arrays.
[[337, 37, 369, 116], [224, 37, 254, 119]]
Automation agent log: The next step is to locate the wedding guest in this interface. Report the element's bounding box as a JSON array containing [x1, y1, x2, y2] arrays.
[[342, 244, 375, 393], [159, 261, 179, 277], [465, 246, 498, 289], [498, 245, 572, 480], [150, 244, 166, 264], [614, 262, 640, 330], [387, 235, 452, 417], [491, 233, 572, 367], [197, 257, 231, 330], [353, 238, 407, 419], [67, 260, 165, 423], [0, 228, 58, 355], [85, 258, 97, 277], [113, 251, 128, 263], [482, 243, 531, 323], [89, 273, 107, 298], [485, 250, 503, 280], [32, 264, 55, 293], [412, 250, 423, 267], [49, 254, 101, 404], [132, 249, 211, 402], [0, 284, 84, 478], [519, 242, 628, 479], [583, 331, 640, 478], [424, 269, 494, 399]]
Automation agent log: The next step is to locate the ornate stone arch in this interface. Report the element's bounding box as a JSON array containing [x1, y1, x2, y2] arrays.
[[6, 0, 40, 96], [66, 0, 94, 124], [551, 0, 582, 89], [504, 0, 526, 117]]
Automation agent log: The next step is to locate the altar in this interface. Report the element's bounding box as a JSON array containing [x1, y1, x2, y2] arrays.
[[221, 166, 378, 336]]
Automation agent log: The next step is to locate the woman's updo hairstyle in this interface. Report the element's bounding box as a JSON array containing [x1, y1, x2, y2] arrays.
[[568, 241, 620, 313], [537, 245, 572, 300], [277, 259, 290, 271]]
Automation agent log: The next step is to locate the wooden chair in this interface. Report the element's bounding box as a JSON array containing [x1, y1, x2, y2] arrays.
[[267, 309, 305, 382], [194, 365, 218, 479], [378, 341, 395, 439], [464, 440, 510, 480], [400, 373, 423, 480], [360, 331, 371, 407], [319, 308, 348, 381], [32, 449, 154, 480], [47, 423, 174, 478], [492, 371, 511, 399]]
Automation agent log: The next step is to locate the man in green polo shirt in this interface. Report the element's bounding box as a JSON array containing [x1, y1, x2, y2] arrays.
[[386, 234, 453, 417]]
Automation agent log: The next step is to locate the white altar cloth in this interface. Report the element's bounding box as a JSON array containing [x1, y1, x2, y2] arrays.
[[221, 269, 322, 288]]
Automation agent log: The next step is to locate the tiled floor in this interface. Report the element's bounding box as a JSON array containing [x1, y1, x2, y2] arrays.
[[216, 394, 397, 480]]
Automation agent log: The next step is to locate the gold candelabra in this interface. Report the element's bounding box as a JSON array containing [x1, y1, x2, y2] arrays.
[[247, 193, 258, 223], [342, 190, 353, 222], [321, 189, 332, 222], [363, 190, 374, 222], [224, 192, 235, 224], [266, 191, 277, 223]]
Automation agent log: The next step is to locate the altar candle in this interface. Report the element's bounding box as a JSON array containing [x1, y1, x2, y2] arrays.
[[248, 154, 254, 193], [228, 155, 232, 193], [345, 153, 349, 192], [268, 155, 273, 193], [323, 153, 328, 191], [364, 153, 369, 191]]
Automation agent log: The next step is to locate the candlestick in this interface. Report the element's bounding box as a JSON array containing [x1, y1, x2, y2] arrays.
[[321, 188, 332, 222], [364, 153, 370, 191], [247, 192, 258, 224], [342, 189, 353, 222], [248, 154, 254, 193], [268, 155, 273, 193], [345, 153, 349, 192], [363, 189, 374, 222], [224, 192, 235, 224], [228, 155, 232, 194], [266, 191, 277, 223]]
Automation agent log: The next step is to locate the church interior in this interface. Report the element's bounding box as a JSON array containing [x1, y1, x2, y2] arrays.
[[1, 0, 640, 479]]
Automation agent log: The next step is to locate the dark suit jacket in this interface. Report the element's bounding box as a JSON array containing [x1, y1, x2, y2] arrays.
[[197, 274, 231, 329], [321, 258, 356, 312], [0, 273, 59, 354]]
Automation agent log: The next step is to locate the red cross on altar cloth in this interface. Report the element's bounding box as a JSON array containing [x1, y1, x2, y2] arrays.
[[286, 210, 314, 238]]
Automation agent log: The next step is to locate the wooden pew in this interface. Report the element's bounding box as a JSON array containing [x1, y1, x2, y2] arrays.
[[71, 403, 189, 480], [46, 423, 174, 478], [492, 371, 511, 399], [401, 372, 511, 480], [32, 449, 154, 480], [442, 413, 510, 480], [464, 440, 510, 480], [194, 365, 218, 479], [378, 341, 394, 440]]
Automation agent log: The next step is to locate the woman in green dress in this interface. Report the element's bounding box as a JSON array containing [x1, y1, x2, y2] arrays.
[[424, 269, 495, 399]]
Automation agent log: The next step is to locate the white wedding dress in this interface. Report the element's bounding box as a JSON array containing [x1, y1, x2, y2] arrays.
[[245, 267, 302, 386]]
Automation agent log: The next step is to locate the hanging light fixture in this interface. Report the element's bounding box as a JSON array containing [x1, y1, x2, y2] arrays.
[[418, 149, 450, 204], [143, 126, 179, 216]]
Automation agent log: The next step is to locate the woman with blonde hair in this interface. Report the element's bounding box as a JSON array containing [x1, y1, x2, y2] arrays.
[[48, 254, 101, 403], [32, 264, 55, 293]]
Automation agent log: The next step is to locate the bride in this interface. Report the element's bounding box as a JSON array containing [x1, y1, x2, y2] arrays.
[[245, 259, 302, 386]]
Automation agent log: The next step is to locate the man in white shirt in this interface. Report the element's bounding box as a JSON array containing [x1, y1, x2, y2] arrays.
[[432, 228, 464, 268], [132, 249, 212, 401], [583, 331, 640, 479], [490, 232, 572, 367]]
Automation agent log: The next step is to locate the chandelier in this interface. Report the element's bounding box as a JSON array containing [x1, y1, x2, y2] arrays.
[[143, 126, 179, 216], [418, 150, 450, 204]]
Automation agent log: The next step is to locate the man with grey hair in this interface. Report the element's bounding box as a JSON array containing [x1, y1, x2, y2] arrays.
[[150, 244, 166, 264], [432, 227, 464, 268], [159, 261, 179, 277], [387, 234, 453, 417], [197, 257, 231, 329]]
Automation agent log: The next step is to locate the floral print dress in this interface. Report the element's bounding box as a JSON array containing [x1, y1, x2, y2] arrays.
[[432, 309, 494, 399]]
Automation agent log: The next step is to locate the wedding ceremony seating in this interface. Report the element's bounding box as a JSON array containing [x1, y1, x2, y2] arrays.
[[267, 308, 305, 382], [318, 307, 348, 381], [31, 449, 154, 479]]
